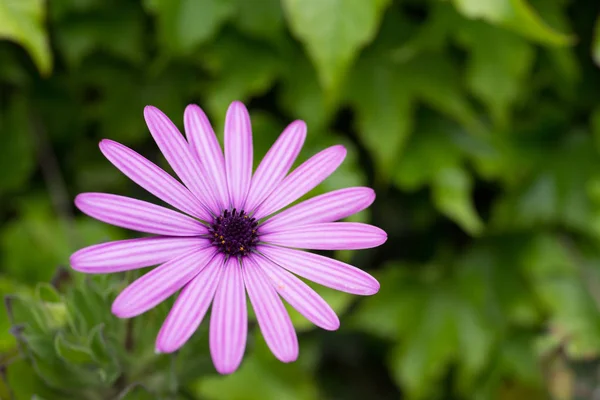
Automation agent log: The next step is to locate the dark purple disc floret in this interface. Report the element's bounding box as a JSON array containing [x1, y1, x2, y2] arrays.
[[209, 208, 259, 256]]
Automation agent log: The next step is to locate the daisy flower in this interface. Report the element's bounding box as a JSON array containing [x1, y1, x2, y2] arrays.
[[70, 101, 387, 374]]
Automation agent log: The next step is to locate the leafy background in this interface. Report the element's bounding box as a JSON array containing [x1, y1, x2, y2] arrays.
[[1, 0, 600, 399]]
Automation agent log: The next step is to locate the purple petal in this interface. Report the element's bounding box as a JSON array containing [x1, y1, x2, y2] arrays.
[[99, 139, 211, 221], [184, 105, 229, 210], [210, 257, 247, 374], [112, 247, 215, 318], [253, 145, 347, 219], [243, 256, 298, 363], [260, 187, 375, 233], [258, 256, 339, 330], [259, 246, 380, 295], [260, 222, 387, 250], [244, 121, 307, 213], [224, 101, 253, 210], [144, 106, 220, 215], [156, 253, 225, 353], [70, 237, 209, 274], [75, 193, 207, 236]]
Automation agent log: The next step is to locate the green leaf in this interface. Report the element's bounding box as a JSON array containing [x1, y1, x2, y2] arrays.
[[593, 107, 600, 154], [0, 45, 31, 85], [450, 0, 572, 46], [470, 335, 543, 399], [28, 348, 97, 390], [88, 325, 123, 386], [54, 6, 145, 68], [347, 16, 481, 181], [455, 239, 540, 329], [248, 111, 285, 169], [0, 278, 29, 352], [406, 54, 482, 134], [1, 199, 71, 283], [48, 0, 106, 20], [522, 235, 600, 357], [144, 0, 234, 54], [6, 280, 129, 393], [491, 132, 600, 235], [432, 166, 484, 235], [117, 384, 156, 400], [594, 16, 600, 67], [170, 323, 214, 385], [296, 134, 368, 202], [2, 358, 57, 400], [350, 265, 427, 340], [395, 124, 460, 191], [86, 64, 196, 146], [346, 41, 414, 182], [0, 0, 52, 74], [282, 0, 390, 98], [21, 333, 57, 360], [66, 281, 117, 334], [357, 243, 540, 395], [455, 302, 495, 386], [456, 21, 535, 127], [395, 2, 460, 55], [87, 325, 116, 368], [129, 296, 172, 354], [201, 32, 281, 122], [528, 0, 580, 91], [232, 0, 283, 40], [498, 333, 543, 385], [0, 95, 36, 195], [1, 197, 125, 284], [35, 283, 61, 304], [194, 334, 318, 400], [390, 288, 458, 399], [395, 115, 484, 234], [278, 51, 328, 132], [5, 295, 51, 334], [54, 334, 95, 365]]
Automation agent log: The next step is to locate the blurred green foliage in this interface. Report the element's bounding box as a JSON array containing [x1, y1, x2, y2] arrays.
[[1, 0, 600, 399]]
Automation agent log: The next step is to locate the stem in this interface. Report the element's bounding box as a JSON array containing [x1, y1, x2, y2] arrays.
[[0, 363, 16, 400], [124, 319, 134, 353], [123, 271, 135, 354], [27, 104, 79, 248], [168, 353, 178, 395], [178, 388, 197, 400]]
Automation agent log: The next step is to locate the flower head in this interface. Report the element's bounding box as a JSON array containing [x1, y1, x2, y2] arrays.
[[70, 101, 387, 374]]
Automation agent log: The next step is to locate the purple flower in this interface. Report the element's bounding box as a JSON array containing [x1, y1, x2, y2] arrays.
[[70, 101, 386, 374]]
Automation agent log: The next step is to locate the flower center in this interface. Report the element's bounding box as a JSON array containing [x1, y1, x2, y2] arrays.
[[209, 209, 259, 257]]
